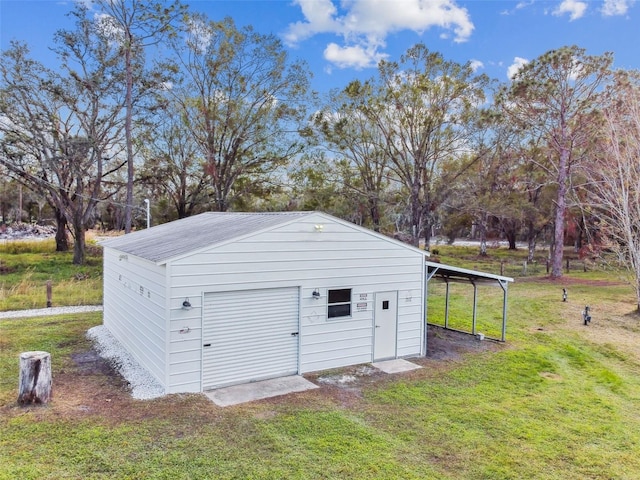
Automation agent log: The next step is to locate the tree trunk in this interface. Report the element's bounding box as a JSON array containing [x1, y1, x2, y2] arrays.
[[636, 276, 640, 314], [54, 209, 69, 252], [409, 183, 421, 247], [423, 214, 434, 251], [369, 199, 381, 232], [72, 222, 86, 265], [551, 148, 570, 278], [527, 221, 537, 262], [124, 43, 134, 234], [478, 214, 487, 256], [574, 215, 584, 252], [215, 195, 228, 212], [18, 351, 52, 405]]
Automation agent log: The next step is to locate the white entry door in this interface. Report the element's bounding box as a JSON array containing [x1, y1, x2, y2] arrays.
[[201, 287, 300, 390], [373, 291, 398, 361]]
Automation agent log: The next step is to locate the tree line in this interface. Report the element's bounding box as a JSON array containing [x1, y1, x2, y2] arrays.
[[1, 1, 639, 310]]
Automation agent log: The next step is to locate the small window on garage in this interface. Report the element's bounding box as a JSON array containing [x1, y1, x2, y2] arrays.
[[328, 288, 351, 319]]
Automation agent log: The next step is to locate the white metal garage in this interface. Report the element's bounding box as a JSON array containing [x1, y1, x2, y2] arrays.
[[101, 211, 512, 395], [202, 287, 300, 389]]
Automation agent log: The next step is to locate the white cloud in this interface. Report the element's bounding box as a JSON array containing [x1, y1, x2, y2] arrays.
[[516, 1, 534, 9], [324, 43, 388, 69], [74, 0, 94, 9], [501, 1, 533, 15], [552, 0, 588, 20], [184, 16, 212, 53], [469, 59, 484, 72], [283, 0, 340, 45], [507, 57, 529, 79], [94, 12, 125, 44], [285, 0, 474, 69], [602, 0, 634, 16]]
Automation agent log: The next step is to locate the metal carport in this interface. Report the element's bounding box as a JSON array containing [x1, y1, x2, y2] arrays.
[[425, 261, 514, 344]]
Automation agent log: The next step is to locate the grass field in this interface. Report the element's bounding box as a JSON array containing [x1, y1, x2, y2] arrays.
[[0, 239, 102, 310], [1, 243, 640, 479]]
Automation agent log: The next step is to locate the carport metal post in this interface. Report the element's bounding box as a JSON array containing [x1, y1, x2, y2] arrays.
[[499, 279, 509, 342], [471, 280, 478, 336], [444, 277, 450, 329], [424, 267, 439, 357]]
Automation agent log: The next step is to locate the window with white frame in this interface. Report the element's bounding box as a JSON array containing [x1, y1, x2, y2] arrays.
[[327, 288, 352, 319]]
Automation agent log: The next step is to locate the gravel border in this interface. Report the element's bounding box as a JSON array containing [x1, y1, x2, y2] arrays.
[[87, 325, 165, 400], [1, 305, 165, 400], [0, 305, 103, 319]]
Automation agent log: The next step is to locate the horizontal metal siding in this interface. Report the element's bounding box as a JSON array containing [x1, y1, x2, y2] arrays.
[[397, 302, 423, 357], [170, 213, 424, 381], [172, 262, 418, 287], [202, 287, 299, 390], [103, 248, 167, 389], [179, 256, 421, 271]]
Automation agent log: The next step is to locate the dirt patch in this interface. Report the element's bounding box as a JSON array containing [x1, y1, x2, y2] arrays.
[[71, 350, 117, 377], [300, 325, 503, 408], [304, 364, 388, 408], [424, 324, 500, 361], [540, 372, 563, 381], [555, 299, 640, 365], [0, 263, 16, 274], [4, 325, 506, 419]]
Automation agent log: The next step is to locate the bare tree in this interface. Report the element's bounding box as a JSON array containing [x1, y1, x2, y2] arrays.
[[1, 31, 125, 264], [588, 71, 640, 312]]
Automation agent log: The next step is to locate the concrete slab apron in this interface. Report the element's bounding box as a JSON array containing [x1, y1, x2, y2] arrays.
[[205, 360, 420, 407], [205, 375, 319, 407], [371, 358, 422, 374]]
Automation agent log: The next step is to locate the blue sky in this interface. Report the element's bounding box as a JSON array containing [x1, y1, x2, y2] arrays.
[[1, 0, 638, 93]]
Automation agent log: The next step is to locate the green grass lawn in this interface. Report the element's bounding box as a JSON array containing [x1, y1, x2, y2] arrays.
[[0, 240, 102, 310], [2, 245, 640, 479]]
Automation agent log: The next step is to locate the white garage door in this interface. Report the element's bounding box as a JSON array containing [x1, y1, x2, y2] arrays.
[[202, 287, 300, 390]]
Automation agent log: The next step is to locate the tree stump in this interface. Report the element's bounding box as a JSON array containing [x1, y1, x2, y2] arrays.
[[18, 351, 52, 405]]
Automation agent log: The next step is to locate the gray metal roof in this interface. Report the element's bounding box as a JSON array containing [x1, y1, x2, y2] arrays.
[[100, 212, 314, 264]]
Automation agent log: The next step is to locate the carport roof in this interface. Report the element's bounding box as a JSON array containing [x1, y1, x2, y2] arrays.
[[100, 211, 313, 264], [426, 261, 514, 285], [425, 261, 513, 343]]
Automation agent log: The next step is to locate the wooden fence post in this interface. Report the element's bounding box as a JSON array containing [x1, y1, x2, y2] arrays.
[[46, 280, 52, 308], [18, 351, 52, 405]]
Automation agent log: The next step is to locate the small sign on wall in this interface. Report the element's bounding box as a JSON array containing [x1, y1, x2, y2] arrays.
[[358, 293, 369, 301], [356, 302, 368, 312]]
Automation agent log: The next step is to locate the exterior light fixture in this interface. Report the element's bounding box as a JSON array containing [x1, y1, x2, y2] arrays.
[[314, 224, 324, 232], [182, 298, 192, 310], [312, 289, 321, 299]]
